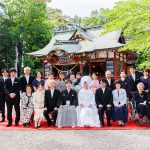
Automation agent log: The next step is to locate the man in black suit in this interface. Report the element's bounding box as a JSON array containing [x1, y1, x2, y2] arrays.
[[0, 69, 8, 122], [43, 80, 60, 126], [126, 66, 141, 94], [105, 71, 115, 91], [95, 79, 113, 127], [20, 66, 35, 92], [5, 68, 20, 127]]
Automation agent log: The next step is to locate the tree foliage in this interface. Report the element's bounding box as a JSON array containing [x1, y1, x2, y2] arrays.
[[102, 0, 150, 69], [0, 0, 53, 75]]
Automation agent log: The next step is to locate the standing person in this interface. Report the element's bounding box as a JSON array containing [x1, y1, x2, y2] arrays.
[[33, 84, 45, 128], [69, 72, 77, 86], [20, 67, 35, 92], [95, 79, 113, 127], [112, 81, 128, 126], [0, 69, 8, 122], [43, 80, 60, 127], [105, 71, 115, 91], [44, 72, 54, 90], [0, 78, 4, 122], [32, 71, 45, 92], [126, 66, 141, 93], [5, 68, 20, 127], [56, 80, 78, 128], [77, 77, 100, 127], [56, 72, 66, 92], [140, 69, 150, 92], [20, 85, 34, 127], [91, 73, 100, 93], [118, 71, 130, 98], [74, 72, 82, 93]]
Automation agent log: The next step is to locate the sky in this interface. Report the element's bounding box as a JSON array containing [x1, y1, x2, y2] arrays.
[[48, 0, 120, 17]]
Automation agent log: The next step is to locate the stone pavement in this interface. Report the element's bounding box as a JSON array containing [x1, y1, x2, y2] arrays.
[[0, 130, 150, 150]]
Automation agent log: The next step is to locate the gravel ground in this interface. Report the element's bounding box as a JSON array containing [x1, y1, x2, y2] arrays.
[[0, 130, 150, 150]]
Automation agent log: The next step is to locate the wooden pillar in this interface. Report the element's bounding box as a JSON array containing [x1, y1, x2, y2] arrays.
[[114, 50, 117, 78], [42, 61, 45, 79], [79, 61, 83, 74]]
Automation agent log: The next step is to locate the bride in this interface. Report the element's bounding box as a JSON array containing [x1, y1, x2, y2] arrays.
[[77, 76, 100, 127]]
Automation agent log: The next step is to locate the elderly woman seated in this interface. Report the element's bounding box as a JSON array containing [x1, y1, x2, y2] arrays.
[[132, 82, 149, 125]]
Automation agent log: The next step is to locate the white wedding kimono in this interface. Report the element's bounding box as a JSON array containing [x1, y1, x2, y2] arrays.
[[77, 88, 100, 127]]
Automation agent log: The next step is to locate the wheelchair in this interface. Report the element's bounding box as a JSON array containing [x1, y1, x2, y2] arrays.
[[128, 98, 150, 125]]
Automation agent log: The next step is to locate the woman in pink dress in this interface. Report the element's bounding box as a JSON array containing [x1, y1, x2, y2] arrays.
[[91, 73, 100, 93]]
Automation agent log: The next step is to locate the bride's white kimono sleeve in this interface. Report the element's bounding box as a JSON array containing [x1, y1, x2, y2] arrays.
[[77, 89, 100, 127]]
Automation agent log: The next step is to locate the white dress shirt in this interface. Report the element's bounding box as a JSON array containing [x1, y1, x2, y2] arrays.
[[102, 88, 105, 94], [107, 79, 111, 86], [25, 75, 29, 84], [51, 89, 54, 98], [131, 74, 136, 81], [11, 77, 15, 86]]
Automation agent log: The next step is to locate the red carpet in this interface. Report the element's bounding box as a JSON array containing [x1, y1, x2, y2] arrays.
[[0, 119, 150, 130]]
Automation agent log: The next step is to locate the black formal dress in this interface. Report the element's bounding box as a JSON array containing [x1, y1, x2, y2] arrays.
[[132, 91, 148, 117], [43, 89, 60, 126], [95, 87, 113, 126], [20, 76, 35, 92], [105, 78, 115, 91], [5, 78, 20, 125]]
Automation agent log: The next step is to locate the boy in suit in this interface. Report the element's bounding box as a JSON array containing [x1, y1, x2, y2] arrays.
[[5, 68, 20, 127]]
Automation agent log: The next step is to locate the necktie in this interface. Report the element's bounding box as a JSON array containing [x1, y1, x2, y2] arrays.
[[118, 91, 121, 105]]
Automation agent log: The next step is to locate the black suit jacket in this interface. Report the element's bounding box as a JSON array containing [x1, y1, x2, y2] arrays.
[[0, 78, 5, 109], [105, 78, 115, 91], [126, 73, 141, 92], [95, 87, 113, 107], [59, 89, 78, 106], [5, 77, 20, 101], [20, 76, 35, 92], [44, 89, 60, 112], [132, 91, 147, 105]]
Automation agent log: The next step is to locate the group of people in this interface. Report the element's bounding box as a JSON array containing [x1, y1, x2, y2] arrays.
[[0, 66, 150, 128]]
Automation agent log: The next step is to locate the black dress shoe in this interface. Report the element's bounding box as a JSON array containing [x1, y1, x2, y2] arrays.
[[6, 123, 12, 127], [15, 123, 18, 126], [47, 123, 51, 127], [107, 123, 112, 127]]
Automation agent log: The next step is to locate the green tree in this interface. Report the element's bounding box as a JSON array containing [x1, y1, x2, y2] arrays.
[[81, 9, 109, 28], [102, 0, 150, 69], [0, 0, 53, 76]]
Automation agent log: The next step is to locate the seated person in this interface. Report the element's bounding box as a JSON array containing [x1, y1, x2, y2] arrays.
[[56, 80, 78, 128], [77, 76, 100, 127], [95, 79, 113, 127], [43, 80, 60, 126], [132, 82, 148, 124], [112, 81, 128, 126], [20, 85, 34, 127], [33, 84, 45, 128]]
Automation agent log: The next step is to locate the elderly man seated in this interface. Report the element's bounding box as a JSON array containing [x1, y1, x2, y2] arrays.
[[43, 80, 60, 127]]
